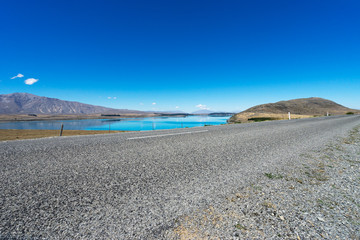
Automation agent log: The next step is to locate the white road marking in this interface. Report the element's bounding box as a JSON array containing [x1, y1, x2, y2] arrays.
[[127, 130, 209, 140]]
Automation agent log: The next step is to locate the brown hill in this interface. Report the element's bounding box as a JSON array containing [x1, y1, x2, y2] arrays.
[[229, 97, 358, 123]]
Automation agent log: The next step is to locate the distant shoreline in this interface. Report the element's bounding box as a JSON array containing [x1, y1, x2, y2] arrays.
[[0, 113, 234, 123], [0, 114, 159, 123]]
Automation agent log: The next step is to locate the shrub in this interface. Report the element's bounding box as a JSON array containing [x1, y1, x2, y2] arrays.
[[248, 117, 278, 122]]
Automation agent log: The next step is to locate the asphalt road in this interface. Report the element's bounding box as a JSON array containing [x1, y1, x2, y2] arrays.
[[1, 115, 360, 239]]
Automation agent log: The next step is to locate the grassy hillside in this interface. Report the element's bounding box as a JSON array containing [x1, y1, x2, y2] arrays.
[[229, 97, 358, 123]]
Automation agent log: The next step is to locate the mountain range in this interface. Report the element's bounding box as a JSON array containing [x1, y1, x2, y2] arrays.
[[0, 93, 230, 115], [2, 93, 355, 120], [0, 93, 145, 115], [191, 109, 215, 115]]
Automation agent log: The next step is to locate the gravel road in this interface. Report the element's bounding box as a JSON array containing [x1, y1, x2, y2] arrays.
[[1, 115, 359, 239]]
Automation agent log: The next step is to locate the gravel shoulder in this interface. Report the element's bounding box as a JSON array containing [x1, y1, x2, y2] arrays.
[[165, 125, 360, 239]]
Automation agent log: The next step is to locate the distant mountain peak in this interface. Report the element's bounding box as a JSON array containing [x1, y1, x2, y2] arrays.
[[191, 109, 215, 114]]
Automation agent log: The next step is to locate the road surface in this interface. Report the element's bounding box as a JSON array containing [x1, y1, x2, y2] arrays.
[[1, 115, 359, 239]]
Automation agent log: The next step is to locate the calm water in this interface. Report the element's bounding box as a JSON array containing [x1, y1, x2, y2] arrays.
[[0, 116, 230, 131]]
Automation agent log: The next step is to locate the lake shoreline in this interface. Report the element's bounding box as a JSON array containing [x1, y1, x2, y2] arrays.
[[0, 115, 231, 132], [0, 114, 160, 123], [0, 113, 233, 123]]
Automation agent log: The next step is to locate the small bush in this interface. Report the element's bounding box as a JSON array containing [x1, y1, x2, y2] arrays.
[[248, 117, 278, 122], [346, 112, 354, 115], [264, 173, 283, 179], [234, 224, 247, 230]]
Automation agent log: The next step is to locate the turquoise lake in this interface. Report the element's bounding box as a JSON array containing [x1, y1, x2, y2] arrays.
[[0, 116, 230, 131]]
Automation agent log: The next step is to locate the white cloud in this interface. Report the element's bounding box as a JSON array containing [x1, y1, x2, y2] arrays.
[[175, 106, 180, 109], [11, 73, 24, 79], [113, 97, 117, 100], [152, 102, 156, 105], [24, 78, 38, 85], [139, 102, 144, 105], [107, 97, 117, 100], [196, 104, 210, 110]]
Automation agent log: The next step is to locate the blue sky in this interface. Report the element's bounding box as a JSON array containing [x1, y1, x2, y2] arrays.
[[1, 0, 359, 112]]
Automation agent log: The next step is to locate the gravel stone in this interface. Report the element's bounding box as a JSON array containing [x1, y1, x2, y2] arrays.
[[166, 120, 360, 239]]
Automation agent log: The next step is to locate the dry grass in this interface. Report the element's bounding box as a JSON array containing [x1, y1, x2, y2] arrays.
[[0, 129, 125, 141], [169, 206, 224, 240], [173, 224, 209, 240]]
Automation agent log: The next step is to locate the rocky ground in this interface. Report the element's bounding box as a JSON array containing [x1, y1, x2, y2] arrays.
[[165, 126, 360, 239]]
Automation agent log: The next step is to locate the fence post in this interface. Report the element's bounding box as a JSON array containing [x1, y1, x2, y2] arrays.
[[59, 123, 64, 136], [288, 112, 291, 120]]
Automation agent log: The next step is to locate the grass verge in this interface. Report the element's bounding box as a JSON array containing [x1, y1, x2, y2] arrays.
[[0, 129, 125, 141]]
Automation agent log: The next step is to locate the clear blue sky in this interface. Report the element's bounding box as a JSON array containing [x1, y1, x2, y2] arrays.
[[1, 0, 359, 112]]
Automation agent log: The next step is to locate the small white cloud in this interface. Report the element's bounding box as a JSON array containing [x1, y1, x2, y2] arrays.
[[11, 73, 24, 79], [175, 106, 180, 109], [24, 78, 38, 85], [113, 97, 117, 100], [139, 102, 144, 105], [107, 97, 112, 99], [196, 104, 210, 110], [152, 102, 156, 105], [107, 97, 117, 100]]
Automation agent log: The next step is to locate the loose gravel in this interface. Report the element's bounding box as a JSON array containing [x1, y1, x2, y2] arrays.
[[165, 125, 360, 239], [0, 115, 359, 239]]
